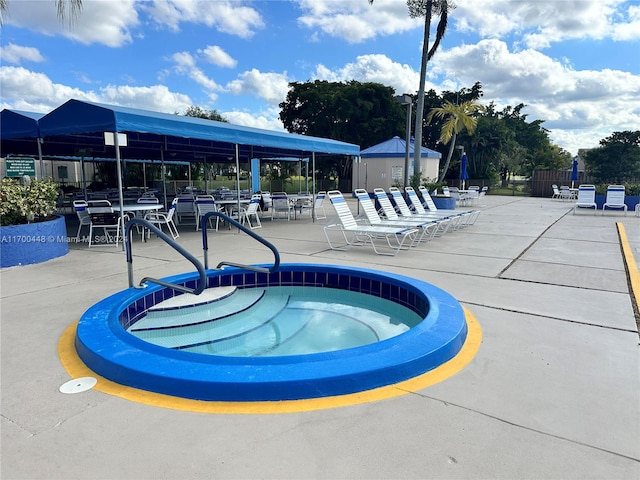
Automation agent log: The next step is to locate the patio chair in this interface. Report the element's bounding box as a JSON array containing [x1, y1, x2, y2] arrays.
[[572, 184, 597, 215], [137, 195, 159, 204], [559, 186, 574, 201], [295, 193, 314, 218], [602, 185, 628, 215], [145, 197, 180, 240], [239, 194, 262, 229], [353, 189, 438, 243], [73, 200, 91, 241], [477, 186, 488, 205], [195, 195, 219, 231], [175, 194, 196, 225], [635, 203, 640, 217], [87, 206, 124, 248], [313, 191, 327, 220], [324, 190, 418, 256], [271, 192, 293, 220], [551, 184, 561, 199]]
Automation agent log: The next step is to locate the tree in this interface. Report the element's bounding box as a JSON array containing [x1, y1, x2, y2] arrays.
[[426, 99, 484, 182], [370, 0, 453, 176], [1, 0, 82, 25], [279, 80, 405, 181], [583, 131, 640, 183], [183, 105, 228, 123], [421, 82, 483, 148]]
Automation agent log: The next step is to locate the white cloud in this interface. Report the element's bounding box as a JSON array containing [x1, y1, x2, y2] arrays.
[[0, 43, 45, 65], [225, 69, 291, 105], [169, 51, 223, 96], [141, 0, 264, 38], [313, 54, 423, 95], [612, 4, 640, 41], [295, 0, 639, 47], [430, 39, 640, 155], [200, 45, 237, 68], [453, 0, 637, 47], [3, 0, 138, 47], [296, 0, 421, 43], [0, 66, 192, 114], [99, 85, 192, 113], [223, 109, 285, 131]]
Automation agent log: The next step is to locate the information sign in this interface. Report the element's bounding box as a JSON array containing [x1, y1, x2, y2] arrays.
[[5, 157, 36, 177]]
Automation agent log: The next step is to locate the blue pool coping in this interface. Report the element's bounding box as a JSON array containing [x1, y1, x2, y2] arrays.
[[75, 264, 468, 401]]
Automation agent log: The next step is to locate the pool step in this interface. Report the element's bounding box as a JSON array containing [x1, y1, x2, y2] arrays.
[[131, 288, 263, 330], [129, 291, 291, 350]]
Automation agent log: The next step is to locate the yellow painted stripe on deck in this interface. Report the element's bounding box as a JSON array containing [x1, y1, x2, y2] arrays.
[[58, 307, 481, 414], [617, 223, 640, 308]]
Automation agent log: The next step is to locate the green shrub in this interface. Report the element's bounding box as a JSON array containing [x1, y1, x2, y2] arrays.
[[0, 178, 59, 226]]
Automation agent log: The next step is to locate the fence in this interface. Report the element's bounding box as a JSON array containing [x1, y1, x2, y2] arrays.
[[530, 170, 592, 197]]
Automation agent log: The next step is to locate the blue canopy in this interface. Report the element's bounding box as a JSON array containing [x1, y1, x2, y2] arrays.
[[360, 136, 441, 159], [1, 109, 44, 139], [34, 99, 359, 161]]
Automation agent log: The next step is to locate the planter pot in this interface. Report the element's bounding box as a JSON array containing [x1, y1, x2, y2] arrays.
[[1, 215, 69, 268], [432, 196, 456, 210]]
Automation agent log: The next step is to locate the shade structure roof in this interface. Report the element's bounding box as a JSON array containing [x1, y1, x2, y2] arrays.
[[19, 99, 359, 162], [360, 136, 441, 159], [1, 109, 44, 140]]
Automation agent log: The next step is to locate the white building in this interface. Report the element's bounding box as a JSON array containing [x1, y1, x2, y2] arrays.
[[352, 136, 441, 192]]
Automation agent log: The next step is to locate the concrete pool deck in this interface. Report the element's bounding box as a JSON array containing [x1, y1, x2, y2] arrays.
[[1, 195, 639, 479]]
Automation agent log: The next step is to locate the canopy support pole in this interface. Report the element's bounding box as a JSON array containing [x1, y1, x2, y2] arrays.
[[312, 152, 316, 223], [37, 138, 44, 180], [114, 132, 126, 252]]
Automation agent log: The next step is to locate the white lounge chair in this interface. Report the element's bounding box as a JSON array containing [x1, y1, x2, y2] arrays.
[[353, 189, 439, 243], [405, 186, 465, 233], [411, 186, 479, 229], [602, 185, 627, 215], [387, 187, 480, 228], [324, 190, 418, 256], [572, 184, 597, 215]]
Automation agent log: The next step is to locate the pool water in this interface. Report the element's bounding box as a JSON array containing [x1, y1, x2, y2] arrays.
[[128, 286, 423, 357]]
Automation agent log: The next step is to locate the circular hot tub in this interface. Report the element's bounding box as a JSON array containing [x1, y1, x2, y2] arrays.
[[74, 264, 469, 401]]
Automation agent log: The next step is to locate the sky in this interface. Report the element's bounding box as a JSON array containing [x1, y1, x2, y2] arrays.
[[1, 0, 639, 156]]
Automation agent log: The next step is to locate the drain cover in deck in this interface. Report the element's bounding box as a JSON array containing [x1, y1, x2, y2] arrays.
[[59, 377, 97, 394]]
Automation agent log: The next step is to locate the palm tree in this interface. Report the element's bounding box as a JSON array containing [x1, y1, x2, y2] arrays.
[[426, 99, 484, 182], [1, 0, 82, 25], [369, 0, 453, 177]]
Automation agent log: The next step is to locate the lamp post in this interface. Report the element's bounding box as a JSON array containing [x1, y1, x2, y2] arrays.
[[395, 95, 412, 187]]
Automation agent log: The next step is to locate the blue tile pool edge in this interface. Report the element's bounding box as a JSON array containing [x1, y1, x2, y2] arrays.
[[75, 264, 467, 402]]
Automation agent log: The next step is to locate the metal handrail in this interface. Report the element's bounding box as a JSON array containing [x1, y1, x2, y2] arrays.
[[124, 218, 206, 295], [200, 211, 280, 272]]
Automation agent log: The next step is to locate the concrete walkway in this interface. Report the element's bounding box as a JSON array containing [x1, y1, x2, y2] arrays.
[[1, 195, 639, 479]]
